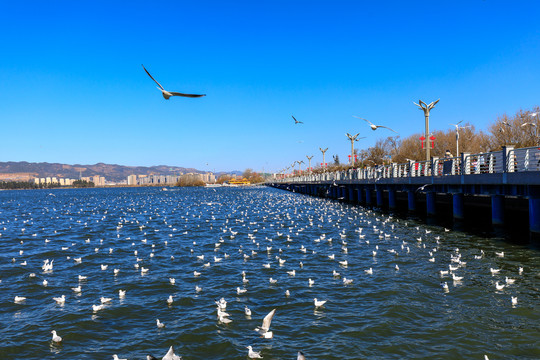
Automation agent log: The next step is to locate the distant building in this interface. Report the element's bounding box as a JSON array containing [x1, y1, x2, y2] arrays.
[[92, 175, 106, 186], [127, 175, 138, 185]]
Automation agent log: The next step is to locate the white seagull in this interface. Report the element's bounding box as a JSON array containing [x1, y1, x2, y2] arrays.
[[254, 308, 276, 336], [353, 116, 398, 133], [314, 298, 327, 307], [142, 64, 206, 100], [51, 330, 62, 343], [147, 345, 182, 360], [247, 346, 263, 359], [53, 295, 66, 305]]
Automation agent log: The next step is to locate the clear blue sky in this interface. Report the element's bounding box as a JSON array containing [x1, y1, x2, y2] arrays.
[[1, 1, 539, 173]]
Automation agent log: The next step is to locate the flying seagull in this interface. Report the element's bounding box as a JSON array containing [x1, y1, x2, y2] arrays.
[[353, 116, 398, 133], [292, 116, 303, 124], [147, 346, 182, 360], [254, 308, 276, 336], [142, 64, 206, 100]]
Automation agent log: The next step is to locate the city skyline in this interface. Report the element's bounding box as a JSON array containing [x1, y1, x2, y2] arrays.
[[1, 1, 539, 172]]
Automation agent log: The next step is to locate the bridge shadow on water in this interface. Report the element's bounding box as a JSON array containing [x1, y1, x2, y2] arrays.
[[372, 194, 537, 249]]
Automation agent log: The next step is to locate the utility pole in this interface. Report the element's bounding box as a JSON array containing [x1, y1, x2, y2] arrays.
[[319, 147, 328, 168], [414, 99, 439, 161], [306, 155, 313, 172]]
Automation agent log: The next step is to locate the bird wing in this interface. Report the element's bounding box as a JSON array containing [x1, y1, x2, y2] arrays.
[[292, 115, 303, 124], [169, 92, 206, 98], [352, 116, 374, 126], [298, 351, 307, 360], [162, 346, 182, 360], [261, 309, 276, 330], [142, 65, 165, 90], [378, 125, 398, 133]]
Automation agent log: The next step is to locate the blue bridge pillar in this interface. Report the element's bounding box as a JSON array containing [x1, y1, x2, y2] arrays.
[[349, 186, 354, 202], [453, 193, 464, 220], [426, 192, 436, 217], [491, 195, 505, 226], [357, 186, 364, 204], [407, 190, 416, 212], [376, 187, 384, 207], [388, 189, 396, 210], [529, 187, 540, 238], [365, 188, 372, 206]]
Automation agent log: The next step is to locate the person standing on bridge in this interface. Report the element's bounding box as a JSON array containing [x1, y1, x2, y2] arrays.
[[443, 150, 453, 175]]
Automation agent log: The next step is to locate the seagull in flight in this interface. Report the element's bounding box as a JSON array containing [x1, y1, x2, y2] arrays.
[[254, 308, 276, 336], [292, 115, 303, 124], [142, 64, 206, 100], [353, 116, 398, 133], [147, 346, 182, 360]]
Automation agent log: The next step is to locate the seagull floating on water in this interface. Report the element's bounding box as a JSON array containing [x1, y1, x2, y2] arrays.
[[247, 346, 263, 359], [51, 330, 62, 343]]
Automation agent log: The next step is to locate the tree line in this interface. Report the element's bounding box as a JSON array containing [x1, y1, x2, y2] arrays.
[[324, 105, 539, 170]]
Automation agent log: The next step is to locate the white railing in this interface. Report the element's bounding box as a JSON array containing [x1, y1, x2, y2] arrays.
[[273, 145, 540, 183]]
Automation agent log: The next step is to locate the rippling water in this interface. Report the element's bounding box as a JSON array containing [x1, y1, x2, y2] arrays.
[[0, 187, 539, 359]]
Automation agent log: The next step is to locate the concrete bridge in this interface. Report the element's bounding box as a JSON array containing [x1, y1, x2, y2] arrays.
[[268, 146, 540, 240]]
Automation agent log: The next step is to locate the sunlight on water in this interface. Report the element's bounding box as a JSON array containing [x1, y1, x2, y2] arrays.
[[0, 187, 538, 359]]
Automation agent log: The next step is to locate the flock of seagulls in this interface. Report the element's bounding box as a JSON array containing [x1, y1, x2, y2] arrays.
[[293, 114, 398, 135], [1, 188, 534, 359]]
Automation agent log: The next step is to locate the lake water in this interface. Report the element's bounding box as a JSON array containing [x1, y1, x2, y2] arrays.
[[0, 187, 539, 359]]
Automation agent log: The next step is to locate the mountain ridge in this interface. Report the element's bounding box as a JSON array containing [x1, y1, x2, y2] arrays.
[[0, 161, 215, 182]]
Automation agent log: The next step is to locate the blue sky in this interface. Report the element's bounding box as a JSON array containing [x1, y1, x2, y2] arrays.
[[1, 1, 539, 173]]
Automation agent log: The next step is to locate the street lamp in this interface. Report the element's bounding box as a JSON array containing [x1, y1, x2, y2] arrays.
[[319, 147, 328, 169], [346, 133, 365, 166], [306, 155, 313, 172], [298, 160, 305, 173], [450, 120, 471, 156], [414, 99, 440, 161]]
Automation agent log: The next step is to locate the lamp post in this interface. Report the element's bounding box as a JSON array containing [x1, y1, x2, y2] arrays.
[[346, 133, 364, 166], [319, 147, 328, 169], [298, 160, 304, 174], [414, 99, 439, 161], [450, 120, 471, 156], [306, 155, 313, 172]]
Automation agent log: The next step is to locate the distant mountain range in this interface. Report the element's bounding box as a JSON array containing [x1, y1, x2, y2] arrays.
[[0, 161, 228, 182]]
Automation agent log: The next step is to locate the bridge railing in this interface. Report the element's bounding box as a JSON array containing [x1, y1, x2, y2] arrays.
[[508, 146, 540, 172], [273, 145, 540, 183]]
